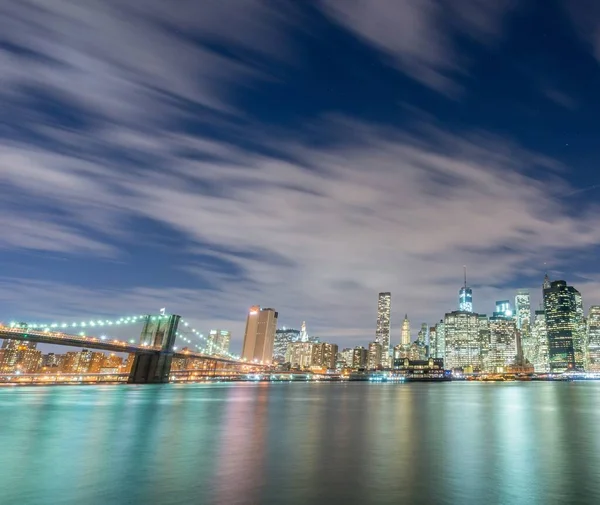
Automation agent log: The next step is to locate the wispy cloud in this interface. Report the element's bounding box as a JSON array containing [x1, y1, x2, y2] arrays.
[[321, 0, 514, 94]]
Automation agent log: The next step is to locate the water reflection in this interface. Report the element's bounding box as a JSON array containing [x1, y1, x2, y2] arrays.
[[1, 382, 600, 505]]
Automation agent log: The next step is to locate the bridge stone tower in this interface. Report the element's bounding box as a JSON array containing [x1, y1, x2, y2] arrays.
[[128, 314, 180, 384]]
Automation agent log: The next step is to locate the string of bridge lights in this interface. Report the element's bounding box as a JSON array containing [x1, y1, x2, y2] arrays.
[[8, 314, 161, 330], [177, 319, 238, 360]]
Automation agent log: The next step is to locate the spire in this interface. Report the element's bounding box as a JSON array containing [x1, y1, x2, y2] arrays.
[[464, 265, 467, 290], [543, 272, 551, 290]]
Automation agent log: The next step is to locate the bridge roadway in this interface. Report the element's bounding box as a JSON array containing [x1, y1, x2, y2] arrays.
[[0, 326, 243, 366]]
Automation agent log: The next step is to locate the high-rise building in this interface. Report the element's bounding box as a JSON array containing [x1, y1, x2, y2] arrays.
[[368, 341, 382, 369], [286, 341, 314, 369], [477, 314, 491, 370], [488, 316, 517, 372], [531, 309, 549, 373], [241, 306, 278, 364], [340, 348, 354, 368], [587, 306, 600, 372], [206, 329, 231, 357], [515, 290, 531, 330], [401, 315, 411, 346], [543, 280, 585, 372], [273, 328, 301, 363], [434, 320, 445, 360], [375, 292, 392, 367], [459, 267, 473, 312], [311, 343, 338, 369], [428, 326, 437, 358], [352, 346, 368, 369], [444, 311, 482, 371], [0, 340, 41, 373], [494, 300, 513, 318]]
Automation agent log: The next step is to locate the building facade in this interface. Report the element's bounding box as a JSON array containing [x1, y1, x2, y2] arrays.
[[206, 329, 231, 357], [488, 316, 517, 372], [587, 306, 600, 372], [241, 306, 278, 364], [368, 341, 382, 369], [401, 315, 411, 346], [375, 292, 391, 367], [543, 280, 584, 372], [443, 311, 482, 371]]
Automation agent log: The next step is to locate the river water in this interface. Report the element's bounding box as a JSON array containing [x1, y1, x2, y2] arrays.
[[1, 382, 600, 505]]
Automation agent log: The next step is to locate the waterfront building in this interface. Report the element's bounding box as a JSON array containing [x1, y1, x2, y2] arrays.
[[428, 326, 437, 358], [273, 328, 301, 363], [401, 315, 411, 346], [395, 357, 446, 379], [587, 306, 600, 372], [339, 348, 354, 368], [0, 339, 41, 373], [206, 329, 231, 357], [241, 306, 278, 364], [375, 292, 391, 367], [368, 341, 382, 369], [352, 346, 368, 369], [543, 280, 585, 372], [312, 342, 338, 369], [434, 320, 445, 360], [286, 341, 314, 369], [87, 351, 105, 373], [443, 311, 482, 372], [488, 316, 517, 372], [531, 309, 549, 372]]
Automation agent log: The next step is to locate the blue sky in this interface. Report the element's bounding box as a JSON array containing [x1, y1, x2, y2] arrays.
[[2, 0, 600, 351]]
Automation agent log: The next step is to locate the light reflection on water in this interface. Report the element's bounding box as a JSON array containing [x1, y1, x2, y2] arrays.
[[1, 382, 600, 505]]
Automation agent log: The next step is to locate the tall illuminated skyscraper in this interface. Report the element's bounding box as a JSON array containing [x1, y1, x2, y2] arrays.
[[543, 280, 584, 372], [587, 306, 600, 371], [401, 315, 411, 346], [459, 267, 473, 312], [532, 309, 549, 372], [375, 292, 391, 367], [444, 311, 481, 371], [515, 290, 531, 329], [488, 315, 517, 372], [206, 329, 231, 357], [241, 306, 278, 364]]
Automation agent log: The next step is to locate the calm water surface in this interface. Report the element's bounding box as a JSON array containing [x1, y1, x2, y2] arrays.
[[1, 382, 600, 505]]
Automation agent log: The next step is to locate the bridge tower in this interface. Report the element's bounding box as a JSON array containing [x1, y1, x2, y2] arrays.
[[128, 314, 181, 384]]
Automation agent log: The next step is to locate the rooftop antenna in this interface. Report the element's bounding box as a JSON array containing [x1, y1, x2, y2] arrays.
[[464, 265, 467, 289]]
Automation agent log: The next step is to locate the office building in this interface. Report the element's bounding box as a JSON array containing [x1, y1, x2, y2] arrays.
[[206, 329, 231, 357], [444, 310, 482, 372], [368, 341, 382, 369], [488, 316, 517, 372], [0, 339, 41, 373], [515, 290, 531, 330], [286, 341, 314, 369], [375, 292, 391, 367], [273, 328, 301, 363], [434, 320, 445, 360], [339, 348, 354, 368], [494, 300, 513, 318], [587, 306, 600, 372], [543, 280, 584, 372], [531, 309, 549, 373], [311, 342, 338, 369], [352, 346, 368, 369], [241, 306, 278, 364], [428, 326, 437, 358], [401, 315, 411, 346]]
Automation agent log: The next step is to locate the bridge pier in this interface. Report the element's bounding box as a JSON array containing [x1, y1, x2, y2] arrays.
[[128, 351, 173, 384], [128, 314, 180, 384]]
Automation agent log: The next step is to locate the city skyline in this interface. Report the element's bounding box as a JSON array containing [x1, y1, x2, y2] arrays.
[[3, 2, 600, 352]]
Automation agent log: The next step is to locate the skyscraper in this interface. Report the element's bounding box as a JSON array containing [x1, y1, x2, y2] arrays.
[[273, 328, 301, 363], [435, 320, 445, 360], [488, 315, 517, 372], [368, 341, 382, 369], [532, 309, 549, 373], [515, 290, 531, 330], [444, 311, 482, 371], [459, 267, 473, 312], [494, 300, 513, 318], [206, 329, 231, 357], [543, 280, 584, 372], [241, 306, 278, 364], [401, 315, 411, 346], [375, 292, 391, 367], [587, 306, 600, 372]]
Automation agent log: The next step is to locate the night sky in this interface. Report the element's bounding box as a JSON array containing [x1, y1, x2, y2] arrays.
[[2, 1, 600, 352]]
